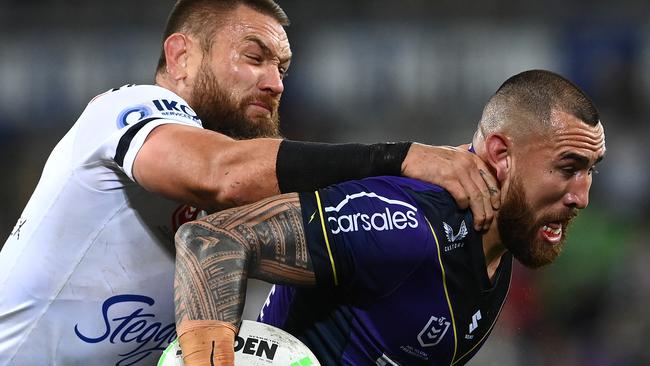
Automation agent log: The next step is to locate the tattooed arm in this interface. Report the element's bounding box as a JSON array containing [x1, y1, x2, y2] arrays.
[[173, 192, 314, 366]]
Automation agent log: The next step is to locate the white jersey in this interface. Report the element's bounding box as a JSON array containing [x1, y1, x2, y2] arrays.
[[0, 85, 204, 365]]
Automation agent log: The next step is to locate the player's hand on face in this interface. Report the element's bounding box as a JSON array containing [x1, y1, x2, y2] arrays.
[[401, 143, 500, 231]]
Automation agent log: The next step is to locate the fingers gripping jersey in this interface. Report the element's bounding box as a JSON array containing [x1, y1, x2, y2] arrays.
[[0, 85, 203, 365], [260, 176, 512, 365]]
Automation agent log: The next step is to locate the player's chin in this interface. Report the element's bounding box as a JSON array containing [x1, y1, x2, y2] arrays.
[[253, 121, 281, 138], [518, 238, 564, 269]]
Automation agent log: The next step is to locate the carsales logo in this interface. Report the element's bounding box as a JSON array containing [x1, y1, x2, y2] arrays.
[[325, 191, 419, 234]]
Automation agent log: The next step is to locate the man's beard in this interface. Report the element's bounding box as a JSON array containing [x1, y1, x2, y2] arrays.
[[188, 64, 281, 139], [498, 176, 578, 268]]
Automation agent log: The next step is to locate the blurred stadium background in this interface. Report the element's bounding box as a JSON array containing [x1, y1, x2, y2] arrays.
[[1, 0, 648, 365]]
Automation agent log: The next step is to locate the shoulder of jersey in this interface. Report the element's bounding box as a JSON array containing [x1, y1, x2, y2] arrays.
[[89, 84, 179, 105], [88, 84, 203, 129], [365, 175, 444, 194]]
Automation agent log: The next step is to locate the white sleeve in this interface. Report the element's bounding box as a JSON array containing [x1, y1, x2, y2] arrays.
[[72, 85, 204, 183], [115, 118, 193, 181]]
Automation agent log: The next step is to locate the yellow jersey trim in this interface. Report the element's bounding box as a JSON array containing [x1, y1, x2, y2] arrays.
[[315, 191, 339, 286], [426, 218, 458, 365]]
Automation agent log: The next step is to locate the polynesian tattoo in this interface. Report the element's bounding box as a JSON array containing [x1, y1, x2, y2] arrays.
[[174, 193, 315, 325]]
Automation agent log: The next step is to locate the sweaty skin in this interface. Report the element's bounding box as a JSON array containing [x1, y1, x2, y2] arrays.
[[475, 110, 605, 273], [145, 3, 501, 228]]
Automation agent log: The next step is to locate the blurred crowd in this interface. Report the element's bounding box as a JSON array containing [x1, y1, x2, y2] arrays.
[[1, 1, 648, 365]]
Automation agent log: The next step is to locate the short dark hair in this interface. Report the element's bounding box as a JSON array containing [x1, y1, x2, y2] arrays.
[[155, 0, 290, 75], [479, 70, 600, 138]]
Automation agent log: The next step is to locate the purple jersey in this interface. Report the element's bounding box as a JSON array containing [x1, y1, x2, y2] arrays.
[[259, 176, 512, 365]]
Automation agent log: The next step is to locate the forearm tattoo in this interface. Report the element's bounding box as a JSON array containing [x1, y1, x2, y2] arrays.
[[174, 193, 315, 326]]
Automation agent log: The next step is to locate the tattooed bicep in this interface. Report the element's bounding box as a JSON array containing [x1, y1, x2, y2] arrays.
[[174, 193, 316, 323], [196, 193, 315, 285]]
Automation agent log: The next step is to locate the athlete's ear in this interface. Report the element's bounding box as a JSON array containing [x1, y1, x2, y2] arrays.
[[163, 33, 190, 81], [484, 134, 511, 183]]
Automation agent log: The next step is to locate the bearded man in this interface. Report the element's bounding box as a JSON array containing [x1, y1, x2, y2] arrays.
[[172, 69, 606, 366], [0, 1, 501, 365]]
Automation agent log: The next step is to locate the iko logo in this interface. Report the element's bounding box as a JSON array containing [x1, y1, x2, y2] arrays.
[[117, 105, 152, 128], [469, 310, 482, 333], [443, 220, 468, 243], [152, 99, 200, 122], [74, 294, 176, 366], [325, 191, 419, 235], [417, 315, 451, 347], [118, 99, 201, 128]]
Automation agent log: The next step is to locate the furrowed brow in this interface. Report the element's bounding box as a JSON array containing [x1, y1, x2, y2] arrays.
[[244, 35, 292, 64], [560, 152, 604, 167]]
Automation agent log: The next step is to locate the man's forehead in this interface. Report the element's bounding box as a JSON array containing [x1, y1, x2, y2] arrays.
[[516, 112, 604, 160], [223, 6, 290, 53], [552, 121, 606, 162]]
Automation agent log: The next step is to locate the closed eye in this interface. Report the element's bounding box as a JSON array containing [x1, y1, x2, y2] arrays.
[[559, 165, 598, 177], [246, 54, 262, 63], [560, 166, 579, 177], [558, 152, 603, 177]]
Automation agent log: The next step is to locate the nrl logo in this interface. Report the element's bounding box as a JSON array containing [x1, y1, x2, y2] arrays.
[[417, 315, 451, 347], [443, 220, 468, 243]]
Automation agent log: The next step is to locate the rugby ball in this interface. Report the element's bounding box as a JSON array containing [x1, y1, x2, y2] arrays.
[[158, 320, 320, 366]]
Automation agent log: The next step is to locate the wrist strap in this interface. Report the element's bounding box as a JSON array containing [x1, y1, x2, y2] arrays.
[[177, 320, 238, 366], [276, 140, 412, 193]]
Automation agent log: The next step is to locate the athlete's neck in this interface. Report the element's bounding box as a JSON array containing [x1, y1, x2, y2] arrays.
[[481, 224, 507, 283], [154, 73, 191, 102]]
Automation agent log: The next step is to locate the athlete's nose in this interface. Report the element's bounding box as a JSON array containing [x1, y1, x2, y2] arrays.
[[564, 172, 591, 209], [259, 66, 284, 95]]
